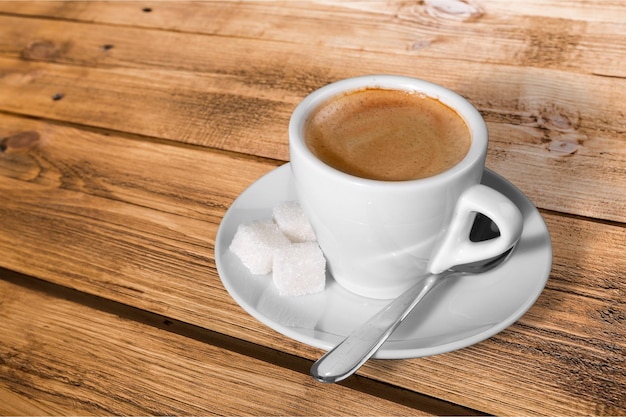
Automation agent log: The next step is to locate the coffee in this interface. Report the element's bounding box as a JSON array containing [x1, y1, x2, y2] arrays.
[[304, 88, 471, 181]]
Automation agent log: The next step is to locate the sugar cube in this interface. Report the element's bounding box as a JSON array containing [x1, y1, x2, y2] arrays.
[[273, 242, 326, 296], [229, 218, 291, 275], [272, 200, 317, 243]]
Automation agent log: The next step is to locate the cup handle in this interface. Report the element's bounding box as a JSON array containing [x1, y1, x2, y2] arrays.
[[427, 184, 524, 274]]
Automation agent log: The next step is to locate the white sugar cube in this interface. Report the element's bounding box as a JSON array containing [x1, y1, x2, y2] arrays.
[[273, 242, 326, 296], [229, 219, 291, 275], [272, 200, 316, 243]]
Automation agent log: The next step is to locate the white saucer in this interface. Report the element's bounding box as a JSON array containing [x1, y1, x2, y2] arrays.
[[215, 164, 552, 359]]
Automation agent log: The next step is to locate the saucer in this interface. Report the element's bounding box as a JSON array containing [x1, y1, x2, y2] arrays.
[[215, 164, 552, 359]]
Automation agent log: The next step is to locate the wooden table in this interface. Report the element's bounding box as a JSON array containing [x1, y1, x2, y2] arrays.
[[0, 1, 624, 415]]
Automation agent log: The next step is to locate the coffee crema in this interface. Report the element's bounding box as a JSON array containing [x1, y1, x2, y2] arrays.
[[304, 88, 471, 181]]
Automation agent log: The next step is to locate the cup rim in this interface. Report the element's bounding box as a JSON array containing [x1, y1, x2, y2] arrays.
[[289, 74, 488, 189]]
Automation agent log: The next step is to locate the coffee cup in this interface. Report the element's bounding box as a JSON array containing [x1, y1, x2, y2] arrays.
[[289, 75, 523, 299]]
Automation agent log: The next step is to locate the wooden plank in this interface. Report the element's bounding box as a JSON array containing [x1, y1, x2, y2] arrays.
[[4, 0, 625, 25], [0, 271, 476, 416], [0, 1, 623, 77], [1, 114, 624, 415]]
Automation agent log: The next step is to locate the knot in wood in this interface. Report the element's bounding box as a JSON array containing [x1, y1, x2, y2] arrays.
[[1, 131, 41, 153], [424, 0, 484, 22]]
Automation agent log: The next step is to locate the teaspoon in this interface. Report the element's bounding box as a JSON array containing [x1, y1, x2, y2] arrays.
[[310, 245, 516, 383]]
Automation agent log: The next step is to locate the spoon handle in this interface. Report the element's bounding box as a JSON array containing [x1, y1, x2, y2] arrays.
[[311, 271, 449, 383]]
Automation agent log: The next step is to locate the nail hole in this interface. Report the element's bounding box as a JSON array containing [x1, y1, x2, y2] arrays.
[[102, 44, 114, 51], [0, 143, 6, 152], [142, 7, 152, 12], [52, 93, 64, 101]]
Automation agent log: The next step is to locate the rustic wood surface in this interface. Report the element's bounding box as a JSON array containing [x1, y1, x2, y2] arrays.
[[0, 1, 624, 415], [1, 268, 481, 416]]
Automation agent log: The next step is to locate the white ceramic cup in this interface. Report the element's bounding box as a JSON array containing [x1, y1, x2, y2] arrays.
[[289, 75, 523, 299]]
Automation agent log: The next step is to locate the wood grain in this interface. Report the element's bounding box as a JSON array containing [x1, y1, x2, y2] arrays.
[[0, 7, 623, 222], [0, 1, 624, 77], [0, 270, 481, 416], [0, 113, 624, 415]]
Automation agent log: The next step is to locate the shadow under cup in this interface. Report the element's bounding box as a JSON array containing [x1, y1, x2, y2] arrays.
[[288, 75, 493, 299]]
